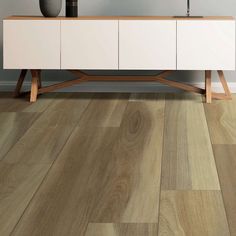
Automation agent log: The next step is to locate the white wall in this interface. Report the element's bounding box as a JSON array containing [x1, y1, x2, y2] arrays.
[[0, 0, 236, 90]]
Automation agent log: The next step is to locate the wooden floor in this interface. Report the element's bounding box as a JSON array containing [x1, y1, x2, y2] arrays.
[[0, 92, 235, 236]]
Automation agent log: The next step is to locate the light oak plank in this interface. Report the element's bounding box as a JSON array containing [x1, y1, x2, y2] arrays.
[[129, 93, 163, 102], [85, 223, 158, 236], [12, 94, 165, 235], [3, 93, 91, 164], [0, 92, 31, 112], [0, 162, 50, 236], [158, 191, 230, 236], [0, 112, 39, 160], [89, 94, 165, 223], [213, 145, 236, 236], [0, 93, 92, 235], [161, 93, 220, 190], [204, 95, 236, 144], [78, 93, 129, 127], [22, 93, 59, 113], [0, 92, 57, 113], [11, 127, 120, 236]]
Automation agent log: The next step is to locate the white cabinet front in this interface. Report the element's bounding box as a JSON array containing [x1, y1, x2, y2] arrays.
[[61, 20, 119, 70], [177, 20, 235, 70], [3, 20, 61, 69], [119, 20, 177, 70]]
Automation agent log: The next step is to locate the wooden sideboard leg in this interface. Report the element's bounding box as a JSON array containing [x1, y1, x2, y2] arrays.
[[211, 71, 232, 100], [14, 69, 28, 97], [205, 70, 212, 103], [217, 70, 232, 99], [30, 70, 39, 102]]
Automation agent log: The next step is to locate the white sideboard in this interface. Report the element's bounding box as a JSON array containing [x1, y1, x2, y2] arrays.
[[4, 16, 235, 70], [119, 20, 176, 70], [61, 20, 119, 69], [177, 20, 235, 70], [4, 20, 61, 69], [3, 16, 236, 103]]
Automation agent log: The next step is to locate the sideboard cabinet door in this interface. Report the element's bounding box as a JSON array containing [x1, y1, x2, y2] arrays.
[[119, 20, 177, 70], [177, 20, 235, 70], [4, 20, 60, 69], [61, 20, 119, 70]]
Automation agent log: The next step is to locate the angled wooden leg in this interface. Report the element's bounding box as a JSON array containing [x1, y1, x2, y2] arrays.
[[205, 70, 212, 103], [217, 70, 232, 99], [211, 71, 232, 100], [14, 69, 28, 97], [30, 70, 39, 103]]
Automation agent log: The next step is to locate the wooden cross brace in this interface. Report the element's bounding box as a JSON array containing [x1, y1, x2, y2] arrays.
[[14, 70, 232, 103]]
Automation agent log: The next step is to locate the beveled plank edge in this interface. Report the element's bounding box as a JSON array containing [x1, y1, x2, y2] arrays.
[[8, 121, 84, 235], [6, 93, 94, 234], [0, 112, 42, 161], [212, 144, 236, 236], [85, 223, 159, 235], [158, 190, 230, 235], [4, 16, 235, 21]]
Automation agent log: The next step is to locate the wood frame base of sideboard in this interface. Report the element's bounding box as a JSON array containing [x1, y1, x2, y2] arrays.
[[14, 70, 232, 103]]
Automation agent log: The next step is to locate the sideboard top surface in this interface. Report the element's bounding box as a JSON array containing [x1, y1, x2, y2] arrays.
[[5, 16, 235, 21]]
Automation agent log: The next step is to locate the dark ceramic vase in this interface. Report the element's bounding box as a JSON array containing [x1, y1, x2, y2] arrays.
[[40, 0, 62, 17]]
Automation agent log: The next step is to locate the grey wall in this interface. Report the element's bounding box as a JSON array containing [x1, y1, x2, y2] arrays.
[[0, 0, 236, 89]]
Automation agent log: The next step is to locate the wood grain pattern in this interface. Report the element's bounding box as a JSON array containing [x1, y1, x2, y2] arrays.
[[158, 191, 230, 236], [0, 162, 50, 236], [78, 93, 129, 127], [11, 127, 120, 236], [85, 223, 158, 236], [204, 95, 236, 144], [213, 145, 236, 236], [0, 112, 39, 160], [11, 94, 165, 236], [22, 93, 58, 113], [89, 94, 165, 223], [0, 93, 92, 235], [129, 93, 164, 102], [3, 93, 91, 164], [0, 92, 31, 112], [161, 93, 220, 190], [0, 92, 58, 113], [0, 93, 233, 235]]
